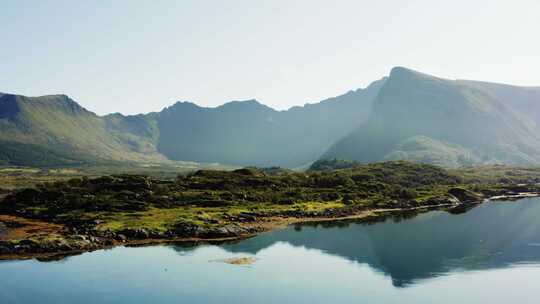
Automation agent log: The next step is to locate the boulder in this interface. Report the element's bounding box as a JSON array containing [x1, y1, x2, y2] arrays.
[[171, 223, 206, 237], [205, 225, 250, 238], [120, 228, 150, 239]]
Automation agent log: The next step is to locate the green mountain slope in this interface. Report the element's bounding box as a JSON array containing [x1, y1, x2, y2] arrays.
[[382, 136, 480, 167], [323, 67, 540, 166], [0, 94, 165, 166]]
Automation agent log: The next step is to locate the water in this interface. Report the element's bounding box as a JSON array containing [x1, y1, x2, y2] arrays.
[[2, 198, 540, 303]]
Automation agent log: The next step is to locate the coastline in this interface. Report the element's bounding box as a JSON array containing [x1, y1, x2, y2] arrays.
[[3, 194, 536, 262]]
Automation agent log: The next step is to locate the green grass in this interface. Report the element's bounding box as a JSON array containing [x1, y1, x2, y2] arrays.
[[93, 201, 347, 232]]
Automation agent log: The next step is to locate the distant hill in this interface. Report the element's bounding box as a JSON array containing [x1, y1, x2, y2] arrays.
[[323, 67, 540, 167]]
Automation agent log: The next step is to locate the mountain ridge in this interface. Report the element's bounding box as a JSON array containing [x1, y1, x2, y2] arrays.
[[155, 79, 385, 167], [3, 67, 540, 168], [323, 67, 540, 167], [0, 79, 385, 167]]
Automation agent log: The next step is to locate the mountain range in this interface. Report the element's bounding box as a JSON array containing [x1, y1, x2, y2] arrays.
[[1, 67, 540, 168], [0, 78, 384, 167]]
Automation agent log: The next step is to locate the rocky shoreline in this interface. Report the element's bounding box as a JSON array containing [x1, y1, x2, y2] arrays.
[[2, 192, 529, 261]]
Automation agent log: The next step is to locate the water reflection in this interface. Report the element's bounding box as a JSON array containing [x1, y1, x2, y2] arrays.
[[174, 198, 540, 287], [2, 199, 540, 303]]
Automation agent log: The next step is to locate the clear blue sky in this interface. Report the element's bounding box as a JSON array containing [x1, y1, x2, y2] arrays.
[[1, 0, 539, 115]]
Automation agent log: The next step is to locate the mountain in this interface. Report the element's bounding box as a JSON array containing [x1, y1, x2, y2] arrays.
[[323, 67, 540, 167], [157, 78, 385, 167], [0, 94, 164, 166], [4, 67, 540, 168], [0, 79, 384, 167]]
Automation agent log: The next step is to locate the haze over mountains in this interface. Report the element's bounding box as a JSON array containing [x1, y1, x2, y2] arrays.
[[0, 79, 384, 167], [324, 67, 540, 167], [1, 67, 540, 168], [157, 79, 384, 167]]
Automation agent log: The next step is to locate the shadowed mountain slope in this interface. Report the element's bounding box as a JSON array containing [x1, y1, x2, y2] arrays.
[[157, 78, 385, 167]]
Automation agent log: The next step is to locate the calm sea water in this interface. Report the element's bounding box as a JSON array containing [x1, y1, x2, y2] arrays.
[[2, 198, 540, 303]]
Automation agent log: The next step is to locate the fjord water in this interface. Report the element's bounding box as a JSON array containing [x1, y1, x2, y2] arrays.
[[2, 199, 540, 303]]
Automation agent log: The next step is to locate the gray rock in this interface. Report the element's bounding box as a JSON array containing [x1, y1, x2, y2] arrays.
[[115, 234, 127, 242], [0, 222, 7, 237], [206, 225, 249, 237], [119, 228, 150, 239]]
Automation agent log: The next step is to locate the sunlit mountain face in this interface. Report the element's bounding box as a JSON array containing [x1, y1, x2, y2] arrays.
[[324, 67, 540, 167]]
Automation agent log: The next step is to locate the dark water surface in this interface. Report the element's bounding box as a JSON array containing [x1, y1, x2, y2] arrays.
[[2, 198, 540, 303]]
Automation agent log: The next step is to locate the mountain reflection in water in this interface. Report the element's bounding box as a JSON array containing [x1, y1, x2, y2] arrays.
[[3, 199, 540, 304], [174, 198, 540, 287]]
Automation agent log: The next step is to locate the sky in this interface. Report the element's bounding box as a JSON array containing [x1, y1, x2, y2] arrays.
[[1, 0, 539, 115]]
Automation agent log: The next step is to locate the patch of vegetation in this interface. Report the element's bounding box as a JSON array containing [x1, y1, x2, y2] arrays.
[[383, 136, 480, 168], [450, 165, 540, 184], [309, 159, 361, 171], [0, 161, 233, 190]]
